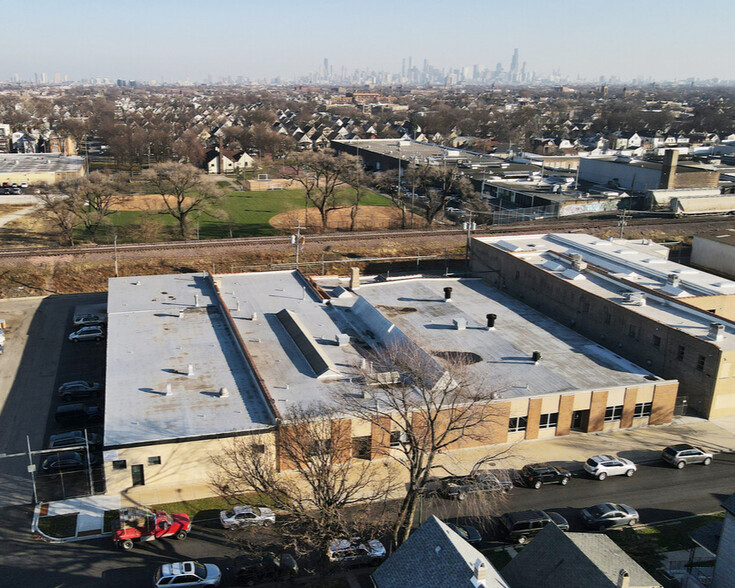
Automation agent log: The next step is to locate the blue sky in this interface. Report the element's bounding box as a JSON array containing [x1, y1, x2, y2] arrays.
[[6, 0, 735, 82]]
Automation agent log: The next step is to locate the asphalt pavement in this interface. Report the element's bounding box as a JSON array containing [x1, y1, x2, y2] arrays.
[[2, 450, 734, 587]]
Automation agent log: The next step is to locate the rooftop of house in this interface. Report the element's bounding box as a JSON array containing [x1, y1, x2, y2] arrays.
[[500, 524, 661, 588], [372, 516, 508, 588], [476, 233, 735, 350]]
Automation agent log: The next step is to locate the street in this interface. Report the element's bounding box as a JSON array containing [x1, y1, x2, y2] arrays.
[[1, 451, 734, 587]]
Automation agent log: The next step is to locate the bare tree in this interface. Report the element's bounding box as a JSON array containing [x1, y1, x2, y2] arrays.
[[56, 172, 126, 242], [39, 191, 79, 246], [403, 164, 475, 226], [143, 162, 222, 239], [283, 150, 360, 231], [372, 170, 408, 229], [211, 403, 395, 550], [339, 342, 508, 548], [342, 165, 369, 232]]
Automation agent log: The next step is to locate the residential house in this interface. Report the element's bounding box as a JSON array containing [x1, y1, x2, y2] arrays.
[[500, 524, 661, 588], [205, 148, 255, 174], [372, 516, 509, 588]]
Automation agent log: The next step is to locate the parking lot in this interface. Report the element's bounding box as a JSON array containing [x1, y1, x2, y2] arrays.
[[0, 293, 108, 506]]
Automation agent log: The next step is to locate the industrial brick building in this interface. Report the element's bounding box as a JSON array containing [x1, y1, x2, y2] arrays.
[[471, 233, 735, 418], [102, 267, 676, 502]]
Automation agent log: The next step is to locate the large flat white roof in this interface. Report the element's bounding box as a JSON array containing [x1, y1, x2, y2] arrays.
[[476, 233, 735, 350], [104, 270, 666, 446], [104, 274, 275, 448]]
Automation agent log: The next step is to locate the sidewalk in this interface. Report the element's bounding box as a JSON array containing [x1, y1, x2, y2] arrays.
[[31, 414, 735, 542], [430, 414, 735, 477]]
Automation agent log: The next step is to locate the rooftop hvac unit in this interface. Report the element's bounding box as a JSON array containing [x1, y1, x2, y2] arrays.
[[623, 292, 646, 306]]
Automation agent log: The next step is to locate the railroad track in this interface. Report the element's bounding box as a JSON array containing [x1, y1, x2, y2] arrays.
[[0, 214, 730, 260]]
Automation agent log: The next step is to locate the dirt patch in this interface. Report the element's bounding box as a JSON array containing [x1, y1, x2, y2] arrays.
[[114, 194, 191, 211], [270, 206, 424, 231]]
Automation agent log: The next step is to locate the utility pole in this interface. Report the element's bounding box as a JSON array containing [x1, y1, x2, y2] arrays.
[[291, 220, 304, 267], [26, 435, 37, 504], [113, 234, 119, 277], [84, 429, 94, 495], [618, 209, 630, 239], [463, 212, 476, 271]]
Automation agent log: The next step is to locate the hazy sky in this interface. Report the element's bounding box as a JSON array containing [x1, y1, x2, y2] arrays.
[[5, 0, 734, 82]]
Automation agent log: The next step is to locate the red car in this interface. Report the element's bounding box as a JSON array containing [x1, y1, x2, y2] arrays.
[[113, 506, 191, 550]]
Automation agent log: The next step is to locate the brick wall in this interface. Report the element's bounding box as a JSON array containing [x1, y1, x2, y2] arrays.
[[588, 390, 608, 432], [620, 388, 638, 429]]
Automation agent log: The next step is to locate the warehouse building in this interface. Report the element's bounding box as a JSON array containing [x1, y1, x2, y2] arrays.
[[102, 268, 677, 502], [0, 153, 85, 185], [471, 233, 735, 418]]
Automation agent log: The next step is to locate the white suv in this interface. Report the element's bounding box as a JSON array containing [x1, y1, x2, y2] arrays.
[[153, 561, 221, 587], [584, 455, 636, 480]]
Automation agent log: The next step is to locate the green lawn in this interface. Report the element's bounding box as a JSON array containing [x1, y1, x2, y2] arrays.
[[152, 493, 276, 524], [106, 187, 390, 242]]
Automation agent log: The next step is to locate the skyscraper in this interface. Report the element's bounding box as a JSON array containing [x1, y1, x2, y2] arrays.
[[509, 48, 519, 83]]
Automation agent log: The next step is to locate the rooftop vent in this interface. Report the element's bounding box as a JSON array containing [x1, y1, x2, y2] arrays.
[[219, 387, 229, 398], [444, 287, 453, 301], [532, 351, 542, 363], [336, 333, 350, 346], [486, 313, 497, 329], [617, 569, 630, 588], [474, 559, 488, 581], [164, 383, 172, 396], [709, 322, 725, 341], [453, 318, 467, 331], [187, 364, 194, 377], [623, 291, 646, 306], [667, 273, 680, 288]]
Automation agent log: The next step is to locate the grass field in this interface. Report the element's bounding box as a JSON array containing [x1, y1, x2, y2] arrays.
[[107, 187, 391, 241]]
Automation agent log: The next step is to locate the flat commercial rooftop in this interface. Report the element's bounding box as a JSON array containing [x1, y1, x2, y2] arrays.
[[0, 153, 84, 173], [477, 233, 735, 350], [351, 278, 658, 398], [105, 269, 664, 446], [104, 274, 275, 448]]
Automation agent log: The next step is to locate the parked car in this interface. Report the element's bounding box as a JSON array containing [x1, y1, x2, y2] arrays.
[[0, 329, 6, 346], [581, 503, 639, 530], [661, 444, 713, 469], [41, 451, 97, 472], [11, 187, 20, 195], [68, 326, 104, 342], [73, 313, 106, 326], [48, 430, 101, 449], [153, 561, 221, 588], [584, 455, 636, 480], [327, 537, 386, 565], [439, 471, 513, 500], [518, 463, 572, 489], [220, 505, 275, 529], [20, 182, 28, 188], [58, 380, 101, 401], [447, 523, 482, 544], [236, 553, 298, 585], [501, 509, 569, 544], [54, 403, 101, 427]]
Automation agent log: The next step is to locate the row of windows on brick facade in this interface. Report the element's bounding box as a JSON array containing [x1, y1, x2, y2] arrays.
[[508, 402, 653, 432], [623, 325, 708, 372]]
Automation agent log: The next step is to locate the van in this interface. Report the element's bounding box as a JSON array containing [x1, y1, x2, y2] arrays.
[[54, 403, 101, 427]]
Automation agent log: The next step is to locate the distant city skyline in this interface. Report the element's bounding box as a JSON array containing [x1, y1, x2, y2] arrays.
[[4, 0, 735, 84]]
